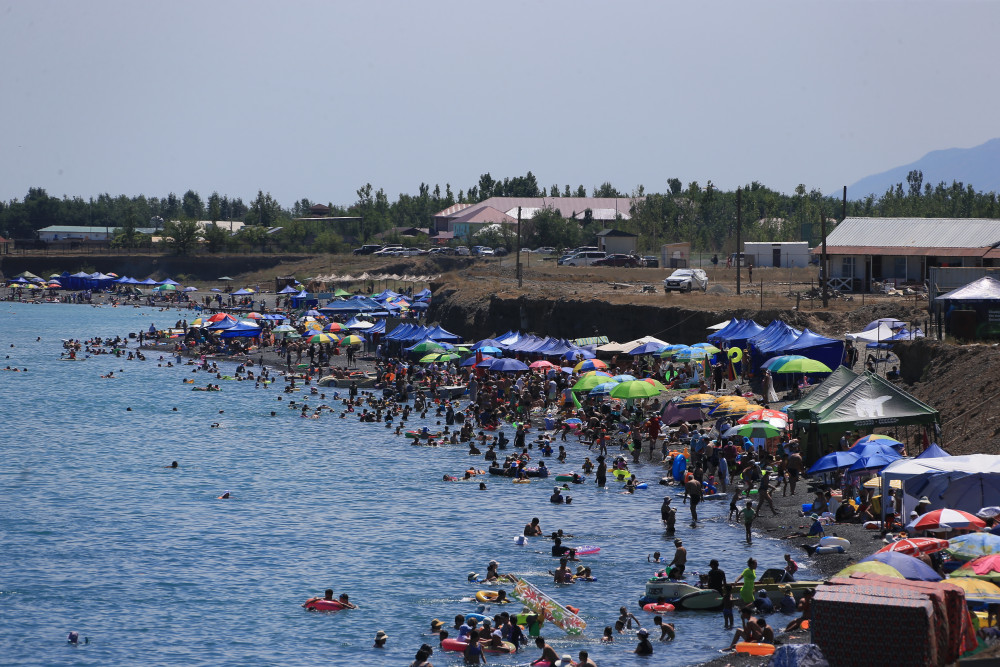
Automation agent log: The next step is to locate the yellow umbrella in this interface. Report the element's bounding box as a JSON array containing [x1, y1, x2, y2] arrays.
[[713, 395, 747, 405], [863, 477, 902, 489], [836, 561, 904, 579], [948, 577, 1000, 603]]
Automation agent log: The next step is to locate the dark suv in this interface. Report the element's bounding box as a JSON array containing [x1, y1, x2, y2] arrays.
[[353, 244, 383, 255], [592, 254, 643, 267]]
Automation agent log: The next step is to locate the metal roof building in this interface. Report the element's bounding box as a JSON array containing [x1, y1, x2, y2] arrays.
[[817, 217, 1000, 292], [433, 196, 642, 237]]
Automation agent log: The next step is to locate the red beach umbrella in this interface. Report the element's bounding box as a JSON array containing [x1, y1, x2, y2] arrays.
[[876, 537, 949, 557]]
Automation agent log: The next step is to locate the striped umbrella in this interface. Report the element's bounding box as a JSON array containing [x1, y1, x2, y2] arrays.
[[574, 359, 608, 373], [877, 537, 949, 557], [340, 334, 364, 346], [306, 332, 339, 344]]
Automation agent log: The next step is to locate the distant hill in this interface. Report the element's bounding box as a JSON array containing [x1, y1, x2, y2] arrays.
[[846, 137, 1000, 197]]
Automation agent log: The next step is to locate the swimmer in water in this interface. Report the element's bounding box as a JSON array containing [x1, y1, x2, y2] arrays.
[[218, 491, 231, 499]]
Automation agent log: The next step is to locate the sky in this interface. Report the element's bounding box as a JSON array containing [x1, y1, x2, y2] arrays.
[[2, 0, 999, 208]]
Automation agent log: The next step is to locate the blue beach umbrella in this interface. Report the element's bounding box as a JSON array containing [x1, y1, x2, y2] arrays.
[[489, 358, 529, 373], [847, 452, 901, 473], [807, 451, 860, 475], [860, 551, 942, 581]]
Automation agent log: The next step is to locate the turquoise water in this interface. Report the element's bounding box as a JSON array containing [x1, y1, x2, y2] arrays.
[[0, 303, 811, 666]]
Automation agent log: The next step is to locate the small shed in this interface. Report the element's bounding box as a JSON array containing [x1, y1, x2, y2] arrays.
[[934, 275, 1000, 339], [744, 242, 811, 268], [595, 228, 637, 254]]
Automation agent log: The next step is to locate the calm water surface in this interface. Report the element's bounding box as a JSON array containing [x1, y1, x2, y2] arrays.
[[0, 303, 813, 666]]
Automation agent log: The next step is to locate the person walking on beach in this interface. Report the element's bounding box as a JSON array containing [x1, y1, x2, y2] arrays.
[[733, 558, 757, 609], [742, 501, 756, 544]]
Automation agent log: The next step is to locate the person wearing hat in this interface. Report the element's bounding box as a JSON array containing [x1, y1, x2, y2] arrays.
[[485, 560, 501, 582], [373, 630, 387, 648], [634, 628, 654, 655], [430, 619, 445, 634], [778, 586, 797, 614], [550, 486, 565, 504], [915, 496, 932, 516], [753, 589, 774, 614]]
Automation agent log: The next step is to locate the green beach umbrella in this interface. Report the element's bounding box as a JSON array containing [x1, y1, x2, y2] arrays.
[[307, 332, 339, 344], [409, 340, 445, 353], [610, 380, 661, 399], [770, 357, 833, 374], [692, 343, 722, 354], [333, 288, 352, 297], [340, 334, 364, 346], [420, 352, 460, 363], [573, 374, 613, 392], [727, 421, 784, 439], [642, 378, 668, 391]]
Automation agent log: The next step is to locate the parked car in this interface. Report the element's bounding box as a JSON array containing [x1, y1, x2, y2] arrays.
[[534, 246, 556, 254], [455, 246, 471, 256], [592, 253, 643, 267], [374, 245, 405, 256], [642, 255, 659, 268], [493, 247, 508, 256], [352, 244, 383, 255], [471, 246, 494, 256], [562, 251, 608, 267], [663, 268, 709, 292]]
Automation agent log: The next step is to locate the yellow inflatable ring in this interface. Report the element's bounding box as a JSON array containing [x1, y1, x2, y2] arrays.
[[476, 590, 499, 603], [728, 348, 743, 363]]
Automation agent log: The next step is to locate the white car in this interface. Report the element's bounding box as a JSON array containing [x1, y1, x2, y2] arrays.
[[562, 251, 607, 267], [663, 268, 708, 292], [374, 245, 405, 256]]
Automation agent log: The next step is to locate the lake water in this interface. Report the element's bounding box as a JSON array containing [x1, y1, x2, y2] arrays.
[[0, 302, 812, 666]]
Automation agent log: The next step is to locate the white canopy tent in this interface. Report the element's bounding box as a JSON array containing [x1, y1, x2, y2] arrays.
[[845, 323, 896, 342], [707, 319, 733, 331], [881, 454, 1000, 520], [596, 336, 669, 354]]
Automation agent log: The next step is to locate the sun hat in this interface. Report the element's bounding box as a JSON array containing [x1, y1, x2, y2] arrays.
[[918, 496, 931, 504], [555, 656, 575, 667], [637, 628, 649, 637], [375, 630, 387, 639], [431, 619, 444, 629]]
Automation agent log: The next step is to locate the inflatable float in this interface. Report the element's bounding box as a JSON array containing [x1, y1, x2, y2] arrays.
[[512, 578, 586, 635], [475, 590, 508, 604], [441, 638, 469, 652], [820, 536, 850, 549], [642, 602, 675, 612], [574, 545, 600, 556], [302, 598, 347, 612], [734, 642, 775, 656]]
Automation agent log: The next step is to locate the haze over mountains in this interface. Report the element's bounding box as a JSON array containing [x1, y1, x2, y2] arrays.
[[845, 138, 1000, 198]]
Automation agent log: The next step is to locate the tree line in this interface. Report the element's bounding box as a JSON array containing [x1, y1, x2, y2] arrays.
[[1, 169, 997, 254]]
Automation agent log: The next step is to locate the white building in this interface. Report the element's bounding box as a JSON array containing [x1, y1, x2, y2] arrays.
[[743, 242, 812, 268]]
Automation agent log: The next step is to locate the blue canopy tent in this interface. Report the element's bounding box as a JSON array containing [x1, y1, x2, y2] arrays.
[[776, 328, 845, 372], [219, 321, 262, 338], [917, 443, 951, 459]]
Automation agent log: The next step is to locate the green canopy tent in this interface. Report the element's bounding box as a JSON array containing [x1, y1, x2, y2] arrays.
[[805, 371, 939, 462], [785, 365, 858, 424]]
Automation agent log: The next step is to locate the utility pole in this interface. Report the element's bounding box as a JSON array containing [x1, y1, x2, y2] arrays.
[[821, 211, 829, 308], [516, 206, 523, 288], [736, 187, 742, 295]]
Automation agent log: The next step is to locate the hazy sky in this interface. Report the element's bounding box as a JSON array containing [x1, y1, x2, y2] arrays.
[[2, 1, 998, 208]]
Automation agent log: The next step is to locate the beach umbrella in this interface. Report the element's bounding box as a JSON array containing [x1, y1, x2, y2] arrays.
[[340, 334, 364, 346], [673, 347, 710, 361], [947, 578, 1000, 604], [564, 349, 595, 361], [851, 442, 906, 458], [529, 360, 556, 370], [737, 409, 788, 428], [207, 313, 232, 323], [807, 451, 860, 475], [323, 322, 345, 333], [153, 283, 177, 291], [182, 286, 198, 292], [877, 537, 950, 557], [945, 533, 1000, 561], [612, 374, 637, 382], [629, 341, 668, 356], [462, 355, 492, 367], [853, 434, 904, 449], [489, 358, 530, 373], [912, 509, 986, 532], [847, 452, 902, 473], [409, 340, 444, 353], [769, 357, 832, 374], [218, 276, 234, 281], [713, 395, 748, 406], [950, 555, 1000, 582], [573, 375, 613, 392], [610, 380, 660, 400], [589, 381, 620, 396], [477, 345, 503, 355], [692, 342, 721, 354], [658, 344, 689, 358], [860, 551, 942, 581], [978, 507, 1000, 519], [580, 370, 613, 378], [761, 354, 809, 371], [642, 378, 668, 391], [420, 352, 459, 363], [724, 421, 783, 440], [273, 324, 296, 333], [245, 312, 263, 319], [574, 359, 607, 373], [306, 332, 339, 344], [157, 278, 180, 285], [836, 561, 905, 579]]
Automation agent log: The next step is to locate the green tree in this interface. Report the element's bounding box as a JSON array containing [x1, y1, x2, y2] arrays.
[[208, 192, 222, 223], [161, 219, 202, 254], [236, 224, 270, 252], [202, 223, 230, 253], [182, 190, 204, 219]]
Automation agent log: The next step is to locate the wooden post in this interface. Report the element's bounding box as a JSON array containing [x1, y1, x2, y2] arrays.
[[516, 207, 522, 288], [736, 187, 742, 295], [821, 211, 828, 308]]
